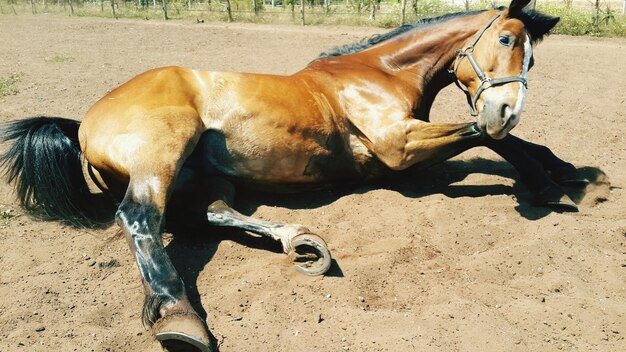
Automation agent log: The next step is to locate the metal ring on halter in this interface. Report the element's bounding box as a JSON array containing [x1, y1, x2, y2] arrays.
[[448, 11, 530, 117]]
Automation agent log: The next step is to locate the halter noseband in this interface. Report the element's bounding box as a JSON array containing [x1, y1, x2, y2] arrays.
[[449, 11, 529, 117]]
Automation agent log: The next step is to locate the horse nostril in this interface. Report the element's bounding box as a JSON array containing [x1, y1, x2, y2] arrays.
[[500, 104, 511, 119]]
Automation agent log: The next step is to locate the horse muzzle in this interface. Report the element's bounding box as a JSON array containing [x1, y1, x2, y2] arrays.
[[476, 86, 525, 140]]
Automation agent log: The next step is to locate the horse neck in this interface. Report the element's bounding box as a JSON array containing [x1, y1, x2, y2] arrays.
[[359, 11, 497, 119]]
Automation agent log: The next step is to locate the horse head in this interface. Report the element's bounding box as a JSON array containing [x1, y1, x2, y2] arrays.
[[451, 0, 559, 140]]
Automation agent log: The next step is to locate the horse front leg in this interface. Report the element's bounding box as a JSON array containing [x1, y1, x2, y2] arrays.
[[502, 134, 589, 186], [360, 119, 579, 210], [482, 136, 579, 211], [206, 199, 332, 276], [169, 172, 332, 276], [362, 120, 484, 171]]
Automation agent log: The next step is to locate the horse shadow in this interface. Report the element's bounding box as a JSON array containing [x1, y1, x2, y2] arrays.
[[164, 157, 607, 347], [233, 158, 606, 220]]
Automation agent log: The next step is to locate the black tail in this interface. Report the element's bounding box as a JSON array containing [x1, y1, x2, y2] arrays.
[[0, 117, 115, 228]]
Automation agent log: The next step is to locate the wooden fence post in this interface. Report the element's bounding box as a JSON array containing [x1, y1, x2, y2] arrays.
[[10, 0, 17, 15], [161, 0, 168, 20], [400, 0, 407, 25], [253, 0, 258, 15], [300, 0, 305, 25], [225, 0, 233, 22], [370, 0, 375, 20], [111, 0, 117, 18], [30, 0, 36, 14]]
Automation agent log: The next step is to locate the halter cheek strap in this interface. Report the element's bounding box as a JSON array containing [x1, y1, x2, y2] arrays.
[[449, 11, 529, 117]]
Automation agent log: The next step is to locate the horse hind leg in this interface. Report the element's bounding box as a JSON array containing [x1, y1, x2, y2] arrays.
[[116, 194, 211, 352], [103, 124, 212, 350]]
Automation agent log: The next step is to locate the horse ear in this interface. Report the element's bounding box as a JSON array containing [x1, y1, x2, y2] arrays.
[[508, 0, 532, 15], [539, 15, 560, 34], [511, 9, 560, 43], [526, 13, 560, 43]]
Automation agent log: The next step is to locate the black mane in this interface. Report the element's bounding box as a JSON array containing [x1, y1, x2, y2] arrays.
[[316, 7, 558, 60], [316, 9, 487, 60]]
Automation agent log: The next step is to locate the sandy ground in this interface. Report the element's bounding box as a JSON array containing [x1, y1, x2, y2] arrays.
[[0, 14, 625, 352]]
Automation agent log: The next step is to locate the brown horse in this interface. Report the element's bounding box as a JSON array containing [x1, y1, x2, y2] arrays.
[[1, 1, 586, 351]]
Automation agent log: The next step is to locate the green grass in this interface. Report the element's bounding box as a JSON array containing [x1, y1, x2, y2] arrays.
[[46, 53, 74, 63], [1, 0, 625, 37], [0, 73, 22, 97], [0, 206, 20, 227], [539, 5, 626, 37]]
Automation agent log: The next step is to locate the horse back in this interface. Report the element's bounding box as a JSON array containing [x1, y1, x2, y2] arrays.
[[77, 66, 384, 192]]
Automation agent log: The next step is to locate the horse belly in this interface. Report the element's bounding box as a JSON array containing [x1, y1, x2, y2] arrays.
[[189, 128, 371, 186]]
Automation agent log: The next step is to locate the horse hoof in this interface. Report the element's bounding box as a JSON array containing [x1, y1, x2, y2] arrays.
[[290, 233, 332, 276], [558, 178, 590, 188], [545, 194, 579, 212], [154, 312, 212, 352], [535, 186, 579, 212]]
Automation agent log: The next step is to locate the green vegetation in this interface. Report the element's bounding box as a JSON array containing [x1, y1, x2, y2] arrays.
[[0, 73, 22, 97], [540, 4, 626, 37], [1, 0, 625, 37], [46, 53, 75, 63], [0, 206, 20, 227]]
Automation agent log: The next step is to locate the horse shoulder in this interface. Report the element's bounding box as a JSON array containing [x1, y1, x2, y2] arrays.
[[328, 73, 413, 169]]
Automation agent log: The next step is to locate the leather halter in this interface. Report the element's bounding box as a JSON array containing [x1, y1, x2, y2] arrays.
[[449, 11, 529, 117]]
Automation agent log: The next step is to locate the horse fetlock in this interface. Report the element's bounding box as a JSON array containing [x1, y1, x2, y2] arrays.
[[142, 288, 187, 327], [142, 292, 171, 327], [271, 225, 309, 253]]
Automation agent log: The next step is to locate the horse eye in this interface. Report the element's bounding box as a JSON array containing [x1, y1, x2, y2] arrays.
[[499, 35, 512, 47]]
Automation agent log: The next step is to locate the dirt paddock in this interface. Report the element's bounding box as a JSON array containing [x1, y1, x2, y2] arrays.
[[0, 14, 625, 352]]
